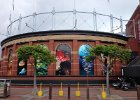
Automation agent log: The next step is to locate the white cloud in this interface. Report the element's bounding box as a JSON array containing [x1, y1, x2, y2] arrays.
[[0, 0, 139, 40], [0, 0, 139, 58]]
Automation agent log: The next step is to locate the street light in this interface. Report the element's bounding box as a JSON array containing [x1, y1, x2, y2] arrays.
[[85, 67, 89, 87], [85, 67, 89, 100]]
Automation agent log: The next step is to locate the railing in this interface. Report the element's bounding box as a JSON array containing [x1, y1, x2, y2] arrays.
[[4, 10, 135, 38]]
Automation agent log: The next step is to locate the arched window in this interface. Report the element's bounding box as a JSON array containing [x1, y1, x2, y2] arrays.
[[17, 60, 27, 76], [8, 49, 13, 75], [79, 44, 94, 76], [56, 44, 71, 75], [36, 44, 48, 76], [17, 48, 27, 76]]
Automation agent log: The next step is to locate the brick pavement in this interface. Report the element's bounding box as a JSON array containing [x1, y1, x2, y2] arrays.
[[0, 86, 138, 100]]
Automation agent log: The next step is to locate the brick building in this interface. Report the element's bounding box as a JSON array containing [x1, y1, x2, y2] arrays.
[[126, 5, 140, 57], [0, 30, 127, 81]]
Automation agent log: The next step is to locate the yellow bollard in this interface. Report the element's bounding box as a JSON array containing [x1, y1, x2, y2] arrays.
[[59, 82, 64, 96], [101, 84, 107, 99], [75, 83, 80, 97], [37, 83, 43, 97]]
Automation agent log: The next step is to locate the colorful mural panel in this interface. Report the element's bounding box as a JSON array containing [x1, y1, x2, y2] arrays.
[[36, 44, 48, 76], [79, 44, 94, 76], [17, 60, 27, 75], [36, 60, 48, 76], [56, 44, 71, 75]]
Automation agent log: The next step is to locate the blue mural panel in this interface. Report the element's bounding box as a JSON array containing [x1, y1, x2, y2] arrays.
[[79, 44, 94, 76], [17, 60, 27, 75]]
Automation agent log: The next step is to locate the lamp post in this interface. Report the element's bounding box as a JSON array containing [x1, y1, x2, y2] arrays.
[[85, 67, 89, 100], [84, 66, 90, 87], [86, 68, 89, 87]]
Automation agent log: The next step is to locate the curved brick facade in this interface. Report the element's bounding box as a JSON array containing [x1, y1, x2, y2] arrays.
[[0, 30, 128, 77]]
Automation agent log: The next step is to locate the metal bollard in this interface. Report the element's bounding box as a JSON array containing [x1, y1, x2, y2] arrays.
[[87, 87, 89, 100], [137, 85, 140, 100], [49, 83, 52, 100], [68, 84, 70, 100], [4, 84, 7, 98]]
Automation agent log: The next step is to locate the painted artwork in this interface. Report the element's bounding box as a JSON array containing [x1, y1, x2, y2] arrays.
[[56, 44, 71, 75], [17, 60, 27, 75], [79, 44, 94, 76], [36, 59, 48, 76]]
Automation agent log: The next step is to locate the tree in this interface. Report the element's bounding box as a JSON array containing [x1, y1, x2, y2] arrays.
[[86, 44, 131, 95], [16, 44, 55, 96]]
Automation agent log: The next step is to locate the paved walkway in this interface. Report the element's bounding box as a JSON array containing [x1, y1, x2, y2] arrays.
[[0, 86, 138, 100]]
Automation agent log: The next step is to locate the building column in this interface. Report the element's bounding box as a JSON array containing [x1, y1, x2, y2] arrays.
[[95, 40, 102, 76], [48, 40, 55, 76], [27, 42, 33, 76], [2, 47, 8, 76], [113, 42, 122, 76], [72, 40, 79, 76], [115, 59, 121, 76], [0, 60, 1, 76], [0, 61, 3, 76], [12, 44, 18, 76]]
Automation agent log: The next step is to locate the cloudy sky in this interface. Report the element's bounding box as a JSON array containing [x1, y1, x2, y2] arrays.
[[0, 0, 139, 41]]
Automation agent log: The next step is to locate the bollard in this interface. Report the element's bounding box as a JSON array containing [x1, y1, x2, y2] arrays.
[[68, 84, 70, 100], [37, 83, 43, 97], [137, 85, 140, 100], [75, 83, 80, 97], [4, 84, 7, 98], [87, 87, 89, 100], [101, 84, 107, 99], [59, 82, 63, 96], [49, 83, 52, 100]]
